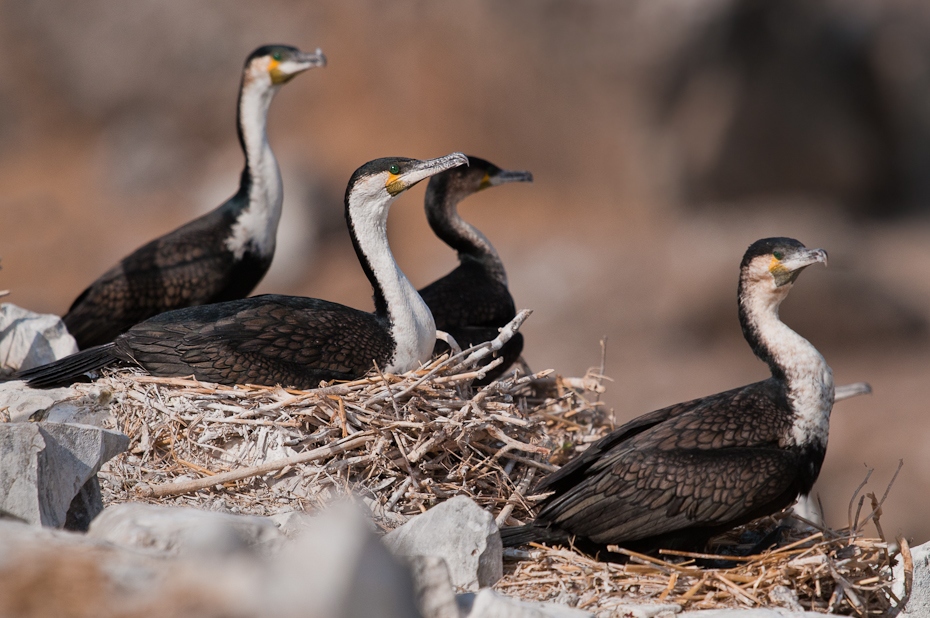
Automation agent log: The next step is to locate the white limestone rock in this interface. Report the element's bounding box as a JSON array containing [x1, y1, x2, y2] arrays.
[[0, 504, 424, 618], [407, 555, 459, 618], [0, 303, 77, 375], [269, 502, 422, 618], [88, 502, 286, 557], [269, 509, 318, 538], [383, 495, 503, 591], [0, 422, 128, 528], [0, 380, 113, 424], [458, 589, 593, 618], [595, 604, 681, 617]]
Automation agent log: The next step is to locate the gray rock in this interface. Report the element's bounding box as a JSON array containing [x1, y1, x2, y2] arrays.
[[0, 422, 128, 527], [384, 495, 503, 591], [269, 509, 318, 538], [407, 555, 459, 618], [893, 538, 929, 617], [0, 503, 425, 618], [0, 518, 163, 596], [268, 502, 423, 618], [0, 381, 77, 423], [0, 380, 113, 424], [64, 475, 104, 531], [768, 586, 803, 612], [598, 604, 681, 617], [457, 589, 593, 618], [0, 303, 77, 375], [88, 502, 285, 557]]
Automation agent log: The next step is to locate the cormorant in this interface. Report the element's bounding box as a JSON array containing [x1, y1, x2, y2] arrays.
[[417, 157, 532, 383], [501, 237, 833, 557], [62, 45, 326, 349], [20, 154, 469, 389]]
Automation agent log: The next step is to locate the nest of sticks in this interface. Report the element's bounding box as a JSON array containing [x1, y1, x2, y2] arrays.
[[498, 467, 908, 616], [97, 311, 611, 527], [88, 310, 904, 615]]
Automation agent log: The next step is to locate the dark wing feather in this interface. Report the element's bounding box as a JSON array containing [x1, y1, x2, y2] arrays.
[[115, 295, 394, 389], [539, 446, 804, 544], [17, 343, 121, 388], [420, 262, 520, 382], [64, 203, 270, 349], [537, 379, 790, 495], [418, 262, 516, 330]]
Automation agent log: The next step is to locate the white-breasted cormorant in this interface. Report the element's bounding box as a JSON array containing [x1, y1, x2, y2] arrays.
[[501, 237, 834, 557], [62, 45, 326, 350], [417, 156, 532, 383], [20, 154, 468, 389]]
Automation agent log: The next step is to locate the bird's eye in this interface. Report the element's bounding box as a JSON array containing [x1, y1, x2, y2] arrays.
[[389, 164, 400, 175], [773, 251, 784, 260], [272, 51, 282, 61]]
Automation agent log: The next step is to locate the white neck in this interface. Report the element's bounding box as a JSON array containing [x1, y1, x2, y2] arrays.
[[742, 282, 834, 448], [225, 74, 283, 259], [348, 177, 436, 373]]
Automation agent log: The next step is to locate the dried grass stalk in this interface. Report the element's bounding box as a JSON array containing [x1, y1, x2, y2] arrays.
[[95, 311, 608, 528], [498, 471, 906, 617]]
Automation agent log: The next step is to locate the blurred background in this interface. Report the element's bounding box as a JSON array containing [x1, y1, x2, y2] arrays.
[[0, 0, 928, 542]]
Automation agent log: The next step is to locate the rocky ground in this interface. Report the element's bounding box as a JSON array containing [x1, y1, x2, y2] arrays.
[[0, 305, 915, 617]]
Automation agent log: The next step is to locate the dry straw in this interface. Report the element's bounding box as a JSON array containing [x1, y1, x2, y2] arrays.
[[86, 311, 903, 615], [98, 311, 609, 527]]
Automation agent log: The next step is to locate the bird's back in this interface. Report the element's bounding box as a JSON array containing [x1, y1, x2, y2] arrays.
[[418, 261, 516, 330], [523, 379, 818, 551], [63, 200, 271, 349], [114, 294, 395, 389]]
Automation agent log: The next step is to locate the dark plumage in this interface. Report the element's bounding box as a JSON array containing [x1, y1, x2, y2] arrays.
[[62, 45, 326, 349], [501, 238, 833, 558], [417, 157, 532, 383], [21, 154, 469, 390]]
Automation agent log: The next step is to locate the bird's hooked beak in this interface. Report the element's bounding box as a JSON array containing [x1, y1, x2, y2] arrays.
[[486, 169, 534, 188], [771, 247, 828, 287], [387, 153, 469, 196], [270, 48, 327, 84]]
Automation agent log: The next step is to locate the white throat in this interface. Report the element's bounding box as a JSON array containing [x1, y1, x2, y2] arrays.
[[348, 176, 436, 373], [225, 72, 283, 259], [742, 277, 834, 448]]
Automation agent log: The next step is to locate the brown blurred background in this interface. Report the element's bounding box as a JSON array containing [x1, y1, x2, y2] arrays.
[[1, 1, 928, 542]]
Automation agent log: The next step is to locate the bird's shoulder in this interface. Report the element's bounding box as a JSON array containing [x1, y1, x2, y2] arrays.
[[540, 446, 805, 544], [536, 379, 790, 494], [420, 262, 515, 327], [123, 295, 395, 380]]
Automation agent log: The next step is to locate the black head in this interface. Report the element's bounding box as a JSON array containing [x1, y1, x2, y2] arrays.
[[244, 44, 327, 85], [426, 155, 533, 201], [740, 237, 828, 288], [346, 154, 470, 205]]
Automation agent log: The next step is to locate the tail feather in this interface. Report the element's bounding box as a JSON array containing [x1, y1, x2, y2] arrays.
[[500, 523, 561, 548], [16, 343, 120, 388]]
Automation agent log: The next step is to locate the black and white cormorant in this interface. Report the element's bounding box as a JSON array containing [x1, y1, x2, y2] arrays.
[[62, 45, 326, 350], [417, 157, 532, 383], [20, 153, 469, 389], [501, 237, 834, 557]]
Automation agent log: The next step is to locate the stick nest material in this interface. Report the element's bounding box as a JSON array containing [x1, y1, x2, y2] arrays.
[[97, 311, 610, 528], [498, 509, 907, 616], [85, 312, 902, 616]]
